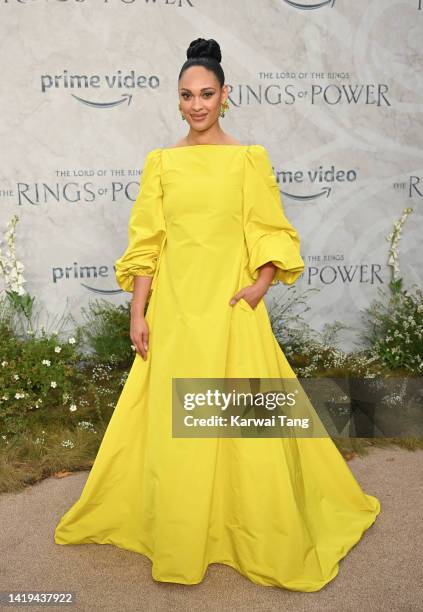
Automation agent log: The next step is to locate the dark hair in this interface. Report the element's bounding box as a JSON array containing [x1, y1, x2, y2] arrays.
[[178, 38, 225, 87]]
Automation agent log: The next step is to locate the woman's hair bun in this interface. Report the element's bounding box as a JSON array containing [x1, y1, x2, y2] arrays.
[[186, 38, 222, 63]]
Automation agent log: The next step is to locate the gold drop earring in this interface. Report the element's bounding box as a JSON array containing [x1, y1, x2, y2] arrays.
[[178, 104, 186, 121], [220, 99, 229, 117]]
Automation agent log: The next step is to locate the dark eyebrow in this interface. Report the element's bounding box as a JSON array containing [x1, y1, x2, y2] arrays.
[[180, 87, 215, 92]]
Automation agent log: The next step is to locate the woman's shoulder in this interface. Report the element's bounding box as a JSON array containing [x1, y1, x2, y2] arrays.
[[141, 148, 163, 170], [144, 147, 163, 159], [244, 144, 272, 168], [142, 142, 270, 164], [244, 145, 275, 179], [247, 143, 268, 155]]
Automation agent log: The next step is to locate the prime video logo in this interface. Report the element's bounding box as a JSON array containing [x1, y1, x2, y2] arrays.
[[40, 69, 159, 108], [51, 263, 122, 295]]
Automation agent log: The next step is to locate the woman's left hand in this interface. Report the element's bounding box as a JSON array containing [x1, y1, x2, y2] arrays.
[[229, 281, 268, 310]]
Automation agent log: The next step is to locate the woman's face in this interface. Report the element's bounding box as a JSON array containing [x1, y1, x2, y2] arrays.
[[178, 65, 227, 131]]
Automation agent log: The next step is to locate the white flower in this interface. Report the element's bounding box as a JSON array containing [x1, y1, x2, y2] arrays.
[[2, 395, 8, 400], [13, 374, 19, 380], [61, 439, 75, 449], [69, 404, 77, 412], [68, 337, 76, 345], [50, 381, 57, 388], [77, 420, 96, 433], [42, 359, 51, 366], [15, 392, 25, 399], [54, 346, 62, 353], [78, 420, 93, 429], [1, 361, 8, 367], [0, 215, 27, 294]]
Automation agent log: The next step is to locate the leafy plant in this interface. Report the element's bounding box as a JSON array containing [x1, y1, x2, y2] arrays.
[[359, 207, 422, 374], [0, 325, 85, 436], [78, 298, 137, 367], [359, 280, 423, 373]]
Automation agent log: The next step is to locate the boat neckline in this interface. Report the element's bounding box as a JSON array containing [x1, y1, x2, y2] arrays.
[[162, 144, 254, 150]]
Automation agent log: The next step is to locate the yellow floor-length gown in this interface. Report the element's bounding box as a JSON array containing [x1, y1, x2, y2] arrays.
[[54, 144, 381, 591]]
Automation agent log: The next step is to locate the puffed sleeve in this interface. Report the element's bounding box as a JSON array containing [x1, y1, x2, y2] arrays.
[[243, 145, 305, 286], [115, 148, 166, 293]]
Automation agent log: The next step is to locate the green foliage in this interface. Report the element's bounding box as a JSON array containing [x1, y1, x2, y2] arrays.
[[268, 286, 382, 378], [359, 279, 423, 374], [0, 291, 137, 442], [4, 289, 35, 328], [78, 298, 137, 368], [0, 324, 86, 436]]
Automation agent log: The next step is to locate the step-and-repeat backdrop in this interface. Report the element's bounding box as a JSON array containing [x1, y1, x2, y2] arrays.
[[1, 1, 422, 351]]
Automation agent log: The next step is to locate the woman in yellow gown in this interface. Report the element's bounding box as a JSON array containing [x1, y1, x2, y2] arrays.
[[54, 38, 380, 591]]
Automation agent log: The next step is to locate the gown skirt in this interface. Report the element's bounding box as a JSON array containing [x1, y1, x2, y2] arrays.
[[54, 144, 381, 591]]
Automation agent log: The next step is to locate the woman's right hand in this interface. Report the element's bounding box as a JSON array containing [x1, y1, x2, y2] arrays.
[[130, 315, 150, 360]]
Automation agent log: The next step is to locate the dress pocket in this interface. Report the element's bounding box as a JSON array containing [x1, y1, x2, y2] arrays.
[[239, 297, 255, 312]]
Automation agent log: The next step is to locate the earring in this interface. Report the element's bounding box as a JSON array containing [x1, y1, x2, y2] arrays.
[[220, 99, 229, 118], [178, 104, 186, 121]]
